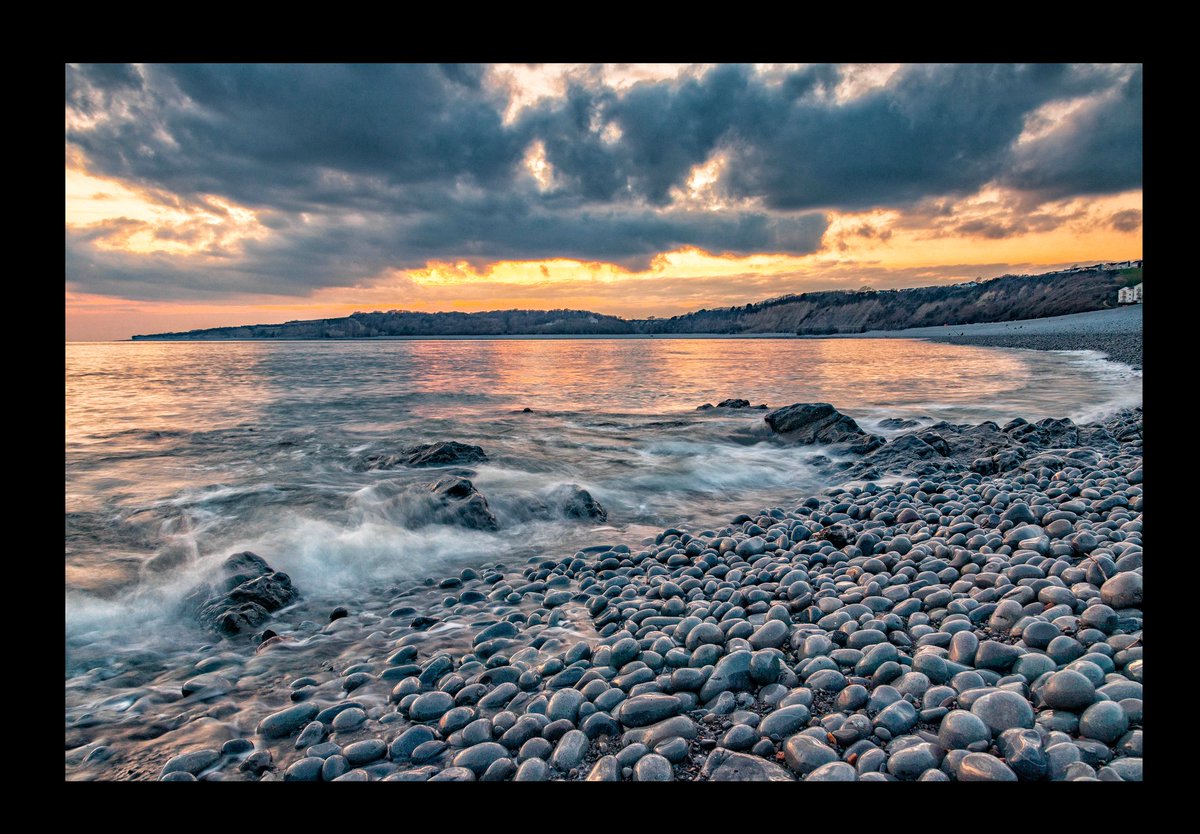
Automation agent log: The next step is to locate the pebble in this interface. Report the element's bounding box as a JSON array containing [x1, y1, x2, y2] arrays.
[[160, 749, 220, 778], [257, 704, 319, 739], [633, 754, 673, 781]]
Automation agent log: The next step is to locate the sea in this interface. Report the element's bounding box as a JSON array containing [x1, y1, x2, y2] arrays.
[[66, 337, 1141, 671]]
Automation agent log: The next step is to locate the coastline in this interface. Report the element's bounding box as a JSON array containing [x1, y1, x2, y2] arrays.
[[66, 399, 1144, 782], [827, 306, 1143, 369]]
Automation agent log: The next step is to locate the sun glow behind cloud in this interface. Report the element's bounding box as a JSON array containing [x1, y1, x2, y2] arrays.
[[66, 156, 269, 257]]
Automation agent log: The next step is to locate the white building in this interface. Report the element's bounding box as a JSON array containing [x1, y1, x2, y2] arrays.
[[1118, 283, 1143, 304]]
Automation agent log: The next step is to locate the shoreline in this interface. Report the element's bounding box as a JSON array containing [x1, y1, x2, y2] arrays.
[[66, 403, 1143, 782], [828, 306, 1143, 369]]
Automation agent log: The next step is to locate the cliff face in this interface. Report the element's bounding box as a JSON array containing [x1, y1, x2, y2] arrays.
[[638, 268, 1128, 335], [132, 266, 1130, 340]]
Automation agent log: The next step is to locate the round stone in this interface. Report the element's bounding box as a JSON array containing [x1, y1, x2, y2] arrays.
[[1100, 572, 1142, 609], [957, 752, 1018, 781], [1079, 701, 1129, 745], [1041, 670, 1096, 711], [937, 710, 990, 750], [970, 690, 1034, 736]]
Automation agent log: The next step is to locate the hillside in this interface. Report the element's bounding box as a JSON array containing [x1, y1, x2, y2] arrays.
[[132, 262, 1139, 340]]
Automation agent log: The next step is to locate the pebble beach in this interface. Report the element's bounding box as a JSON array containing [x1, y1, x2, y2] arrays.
[[65, 326, 1143, 783]]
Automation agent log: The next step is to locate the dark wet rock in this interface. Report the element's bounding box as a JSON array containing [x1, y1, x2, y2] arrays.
[[586, 755, 622, 781], [617, 694, 681, 727], [453, 742, 509, 776], [424, 476, 499, 531], [957, 752, 1018, 781], [257, 703, 320, 739], [970, 691, 1034, 736], [764, 403, 878, 447], [997, 728, 1048, 780], [184, 551, 299, 637], [812, 525, 855, 549], [806, 761, 859, 781], [360, 441, 487, 470], [938, 710, 990, 750], [1041, 670, 1097, 711], [879, 417, 920, 430], [1100, 572, 1143, 609], [633, 754, 673, 781], [783, 735, 838, 776], [160, 749, 220, 778], [548, 484, 608, 522], [284, 757, 325, 782]]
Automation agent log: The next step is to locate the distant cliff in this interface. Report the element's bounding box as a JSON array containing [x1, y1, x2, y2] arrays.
[[132, 263, 1139, 340]]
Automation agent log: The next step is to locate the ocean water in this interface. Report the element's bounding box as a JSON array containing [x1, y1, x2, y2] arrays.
[[65, 337, 1141, 662]]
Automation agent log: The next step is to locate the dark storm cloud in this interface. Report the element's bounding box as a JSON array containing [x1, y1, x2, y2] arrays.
[[65, 62, 1141, 300], [1003, 66, 1142, 198]]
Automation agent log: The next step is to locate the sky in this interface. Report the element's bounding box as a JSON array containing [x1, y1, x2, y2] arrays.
[[65, 63, 1142, 340]]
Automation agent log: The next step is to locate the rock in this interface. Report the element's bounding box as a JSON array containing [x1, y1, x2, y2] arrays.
[[331, 707, 367, 732], [617, 694, 681, 727], [361, 441, 487, 470], [295, 721, 326, 749], [633, 754, 673, 781], [699, 650, 753, 702], [185, 551, 299, 636], [547, 688, 587, 723], [873, 700, 919, 736], [997, 729, 1047, 780], [887, 743, 941, 780], [257, 703, 320, 739], [957, 752, 1018, 781], [764, 403, 877, 447], [549, 730, 590, 772], [453, 742, 509, 776], [758, 705, 811, 740], [622, 716, 697, 749], [342, 739, 386, 766], [548, 484, 608, 522], [586, 755, 622, 781], [283, 757, 325, 782], [424, 476, 499, 531], [748, 620, 789, 650], [181, 674, 233, 699], [409, 691, 456, 722], [160, 749, 220, 778], [783, 735, 838, 776], [701, 748, 795, 781], [1079, 701, 1129, 745], [938, 710, 990, 750], [514, 758, 550, 781], [1100, 572, 1143, 609], [970, 690, 1034, 736], [1041, 670, 1097, 711], [804, 761, 858, 781], [429, 767, 476, 781]]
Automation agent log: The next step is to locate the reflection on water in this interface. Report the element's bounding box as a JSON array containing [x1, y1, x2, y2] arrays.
[[65, 337, 1141, 645]]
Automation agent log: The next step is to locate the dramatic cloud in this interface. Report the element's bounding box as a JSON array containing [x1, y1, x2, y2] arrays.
[[65, 62, 1142, 305]]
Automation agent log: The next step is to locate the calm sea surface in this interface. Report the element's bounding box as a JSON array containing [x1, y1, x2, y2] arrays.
[[65, 337, 1141, 658]]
